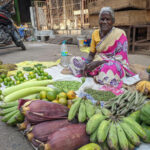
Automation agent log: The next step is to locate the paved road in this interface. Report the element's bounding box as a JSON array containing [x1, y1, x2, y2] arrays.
[[0, 42, 149, 150]]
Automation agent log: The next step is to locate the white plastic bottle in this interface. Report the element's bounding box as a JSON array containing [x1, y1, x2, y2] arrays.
[[61, 40, 68, 68]]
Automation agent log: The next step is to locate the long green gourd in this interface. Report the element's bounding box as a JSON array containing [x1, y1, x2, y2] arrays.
[[4, 86, 53, 103], [2, 80, 53, 96]]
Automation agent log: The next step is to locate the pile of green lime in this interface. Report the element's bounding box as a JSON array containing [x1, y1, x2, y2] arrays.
[[0, 65, 52, 88]]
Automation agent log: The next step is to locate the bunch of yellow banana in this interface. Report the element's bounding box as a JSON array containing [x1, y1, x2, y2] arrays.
[[86, 111, 147, 150], [68, 97, 97, 122]]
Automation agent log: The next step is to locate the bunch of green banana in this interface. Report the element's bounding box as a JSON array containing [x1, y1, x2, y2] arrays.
[[68, 97, 97, 122], [0, 101, 24, 126], [105, 91, 147, 116], [86, 110, 146, 150]]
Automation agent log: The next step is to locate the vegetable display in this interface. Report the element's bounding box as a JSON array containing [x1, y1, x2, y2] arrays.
[[0, 61, 150, 150]]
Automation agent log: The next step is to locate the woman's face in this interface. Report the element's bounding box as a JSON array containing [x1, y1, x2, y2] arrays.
[[99, 12, 113, 33]]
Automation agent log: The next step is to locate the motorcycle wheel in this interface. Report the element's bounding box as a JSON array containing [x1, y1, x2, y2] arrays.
[[20, 41, 26, 50]]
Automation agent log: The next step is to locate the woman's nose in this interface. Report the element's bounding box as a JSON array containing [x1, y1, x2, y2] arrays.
[[103, 19, 107, 23]]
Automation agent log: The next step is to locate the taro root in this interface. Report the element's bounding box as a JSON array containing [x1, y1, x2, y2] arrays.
[[20, 100, 69, 124], [27, 119, 71, 142], [39, 124, 90, 150]]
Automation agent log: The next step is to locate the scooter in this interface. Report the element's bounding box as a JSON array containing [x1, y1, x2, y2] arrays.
[[0, 0, 26, 50]]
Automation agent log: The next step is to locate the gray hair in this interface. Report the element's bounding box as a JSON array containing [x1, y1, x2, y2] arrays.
[[99, 7, 115, 23]]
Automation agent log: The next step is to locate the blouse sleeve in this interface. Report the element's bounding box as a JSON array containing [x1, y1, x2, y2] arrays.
[[90, 31, 96, 53]]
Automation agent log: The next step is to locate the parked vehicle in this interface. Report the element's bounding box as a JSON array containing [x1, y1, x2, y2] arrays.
[[0, 0, 26, 50]]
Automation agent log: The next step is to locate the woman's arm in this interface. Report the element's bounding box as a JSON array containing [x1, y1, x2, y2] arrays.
[[86, 51, 96, 63]]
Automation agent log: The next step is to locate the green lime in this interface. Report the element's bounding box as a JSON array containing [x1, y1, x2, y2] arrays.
[[4, 81, 8, 86], [1, 73, 6, 79], [41, 76, 45, 80], [39, 69, 44, 73], [17, 71, 22, 75], [14, 75, 18, 80], [29, 72, 34, 75], [37, 66, 42, 70], [43, 76, 48, 80], [4, 78, 7, 82], [10, 80, 15, 85], [40, 90, 47, 99], [6, 77, 11, 82], [47, 91, 57, 101], [0, 78, 3, 83], [19, 77, 24, 81], [17, 73, 24, 77], [33, 70, 37, 73], [31, 74, 36, 79], [16, 80, 20, 85], [47, 75, 52, 79], [43, 72, 48, 76]]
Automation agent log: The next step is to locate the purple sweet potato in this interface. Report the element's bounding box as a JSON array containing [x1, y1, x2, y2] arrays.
[[27, 119, 71, 142], [20, 100, 69, 124], [41, 124, 90, 150]]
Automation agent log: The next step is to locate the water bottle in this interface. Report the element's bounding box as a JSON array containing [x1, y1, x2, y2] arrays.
[[61, 40, 68, 68]]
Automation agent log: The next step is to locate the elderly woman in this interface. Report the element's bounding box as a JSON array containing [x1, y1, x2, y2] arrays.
[[69, 7, 134, 89]]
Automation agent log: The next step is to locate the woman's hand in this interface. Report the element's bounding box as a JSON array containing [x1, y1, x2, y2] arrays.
[[85, 61, 100, 71], [85, 60, 107, 72]]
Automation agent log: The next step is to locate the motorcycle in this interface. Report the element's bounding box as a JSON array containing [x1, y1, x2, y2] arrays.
[[0, 0, 26, 50]]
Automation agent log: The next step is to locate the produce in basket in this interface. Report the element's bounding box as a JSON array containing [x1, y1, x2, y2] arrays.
[[20, 100, 69, 124], [39, 124, 89, 150], [26, 119, 71, 142]]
